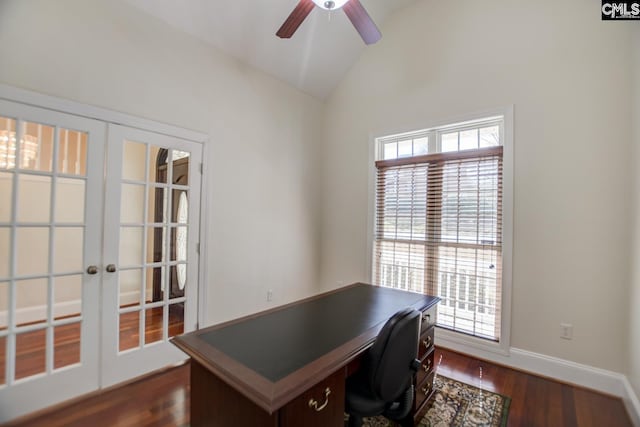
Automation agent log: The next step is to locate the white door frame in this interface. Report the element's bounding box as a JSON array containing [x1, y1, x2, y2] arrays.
[[0, 85, 208, 143]]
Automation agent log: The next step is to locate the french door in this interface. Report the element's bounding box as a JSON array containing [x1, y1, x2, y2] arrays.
[[0, 99, 104, 419], [101, 125, 201, 387], [0, 100, 202, 421]]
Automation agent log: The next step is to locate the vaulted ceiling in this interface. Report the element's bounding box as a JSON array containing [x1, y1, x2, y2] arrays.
[[124, 0, 415, 99]]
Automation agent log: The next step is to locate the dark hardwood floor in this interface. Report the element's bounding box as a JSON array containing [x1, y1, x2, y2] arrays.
[[6, 348, 633, 427], [435, 349, 632, 427]]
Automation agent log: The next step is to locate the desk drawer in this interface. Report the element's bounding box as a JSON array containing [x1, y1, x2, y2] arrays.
[[418, 326, 435, 360], [416, 348, 435, 386], [280, 369, 345, 427], [415, 371, 435, 410], [414, 371, 435, 424], [420, 305, 437, 333]]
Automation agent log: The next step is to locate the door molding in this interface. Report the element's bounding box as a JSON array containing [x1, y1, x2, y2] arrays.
[[0, 84, 208, 143]]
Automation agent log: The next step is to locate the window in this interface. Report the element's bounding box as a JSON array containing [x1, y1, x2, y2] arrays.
[[373, 116, 505, 342]]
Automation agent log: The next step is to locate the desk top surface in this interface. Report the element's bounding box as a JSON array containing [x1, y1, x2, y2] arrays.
[[199, 284, 437, 381], [172, 283, 439, 412]]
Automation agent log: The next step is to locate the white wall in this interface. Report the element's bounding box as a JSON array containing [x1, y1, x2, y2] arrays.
[[630, 26, 640, 403], [319, 0, 633, 373], [0, 0, 324, 325]]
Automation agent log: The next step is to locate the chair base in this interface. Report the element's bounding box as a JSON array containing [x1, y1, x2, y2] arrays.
[[345, 385, 415, 427], [347, 413, 363, 427]]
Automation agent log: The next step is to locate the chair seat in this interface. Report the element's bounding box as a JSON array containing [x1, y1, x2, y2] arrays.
[[344, 308, 421, 427]]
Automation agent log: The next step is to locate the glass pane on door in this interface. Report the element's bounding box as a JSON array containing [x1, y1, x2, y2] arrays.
[[0, 282, 8, 330], [119, 310, 140, 352], [0, 335, 6, 386], [19, 122, 54, 172], [15, 330, 46, 381], [0, 228, 9, 279], [53, 275, 82, 320], [145, 306, 163, 345], [54, 321, 81, 369], [16, 278, 48, 327], [0, 117, 17, 170], [55, 178, 85, 223], [57, 129, 87, 176], [17, 175, 51, 222], [0, 281, 7, 385], [0, 171, 13, 222]]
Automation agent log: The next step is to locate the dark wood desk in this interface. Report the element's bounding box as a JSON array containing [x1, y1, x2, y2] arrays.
[[172, 283, 440, 426]]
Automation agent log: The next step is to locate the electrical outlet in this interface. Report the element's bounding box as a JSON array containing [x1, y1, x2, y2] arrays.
[[560, 323, 573, 340], [267, 290, 273, 302]]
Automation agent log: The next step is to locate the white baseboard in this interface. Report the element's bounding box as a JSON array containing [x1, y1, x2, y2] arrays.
[[437, 334, 640, 426], [0, 300, 81, 326], [623, 377, 640, 427], [0, 291, 140, 326]]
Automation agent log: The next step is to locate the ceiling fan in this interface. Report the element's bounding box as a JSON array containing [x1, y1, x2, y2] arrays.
[[276, 0, 382, 45]]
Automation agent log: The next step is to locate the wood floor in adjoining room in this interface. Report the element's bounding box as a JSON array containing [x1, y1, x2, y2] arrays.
[[0, 305, 184, 385], [6, 348, 633, 427]]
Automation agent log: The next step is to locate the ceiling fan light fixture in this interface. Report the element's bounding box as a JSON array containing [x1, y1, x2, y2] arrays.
[[312, 0, 350, 10], [277, 0, 380, 45]]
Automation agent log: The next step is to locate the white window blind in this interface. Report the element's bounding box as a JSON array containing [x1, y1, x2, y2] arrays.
[[373, 122, 504, 341]]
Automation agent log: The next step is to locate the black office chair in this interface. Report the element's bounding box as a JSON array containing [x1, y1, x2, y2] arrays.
[[345, 308, 421, 427]]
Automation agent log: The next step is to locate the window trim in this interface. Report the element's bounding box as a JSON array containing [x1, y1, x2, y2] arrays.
[[366, 106, 514, 356]]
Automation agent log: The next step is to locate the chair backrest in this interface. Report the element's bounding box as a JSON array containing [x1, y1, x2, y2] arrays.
[[367, 308, 421, 402]]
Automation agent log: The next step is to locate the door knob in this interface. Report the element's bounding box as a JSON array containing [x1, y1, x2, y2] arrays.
[[86, 265, 99, 275], [106, 264, 117, 273]]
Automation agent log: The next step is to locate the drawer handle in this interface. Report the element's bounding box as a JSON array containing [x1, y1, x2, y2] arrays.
[[308, 387, 331, 412], [422, 313, 431, 323], [423, 358, 431, 372], [422, 384, 432, 395], [423, 336, 432, 349]]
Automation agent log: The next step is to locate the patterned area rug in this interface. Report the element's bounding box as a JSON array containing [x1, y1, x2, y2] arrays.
[[354, 375, 510, 427]]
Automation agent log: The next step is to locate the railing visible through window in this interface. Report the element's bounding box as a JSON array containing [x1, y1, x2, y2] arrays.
[[373, 118, 504, 341]]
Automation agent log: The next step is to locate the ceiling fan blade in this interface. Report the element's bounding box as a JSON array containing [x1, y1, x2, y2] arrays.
[[342, 0, 381, 45], [276, 0, 315, 39]]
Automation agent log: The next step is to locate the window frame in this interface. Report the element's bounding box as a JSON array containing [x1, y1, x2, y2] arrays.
[[366, 107, 514, 356]]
